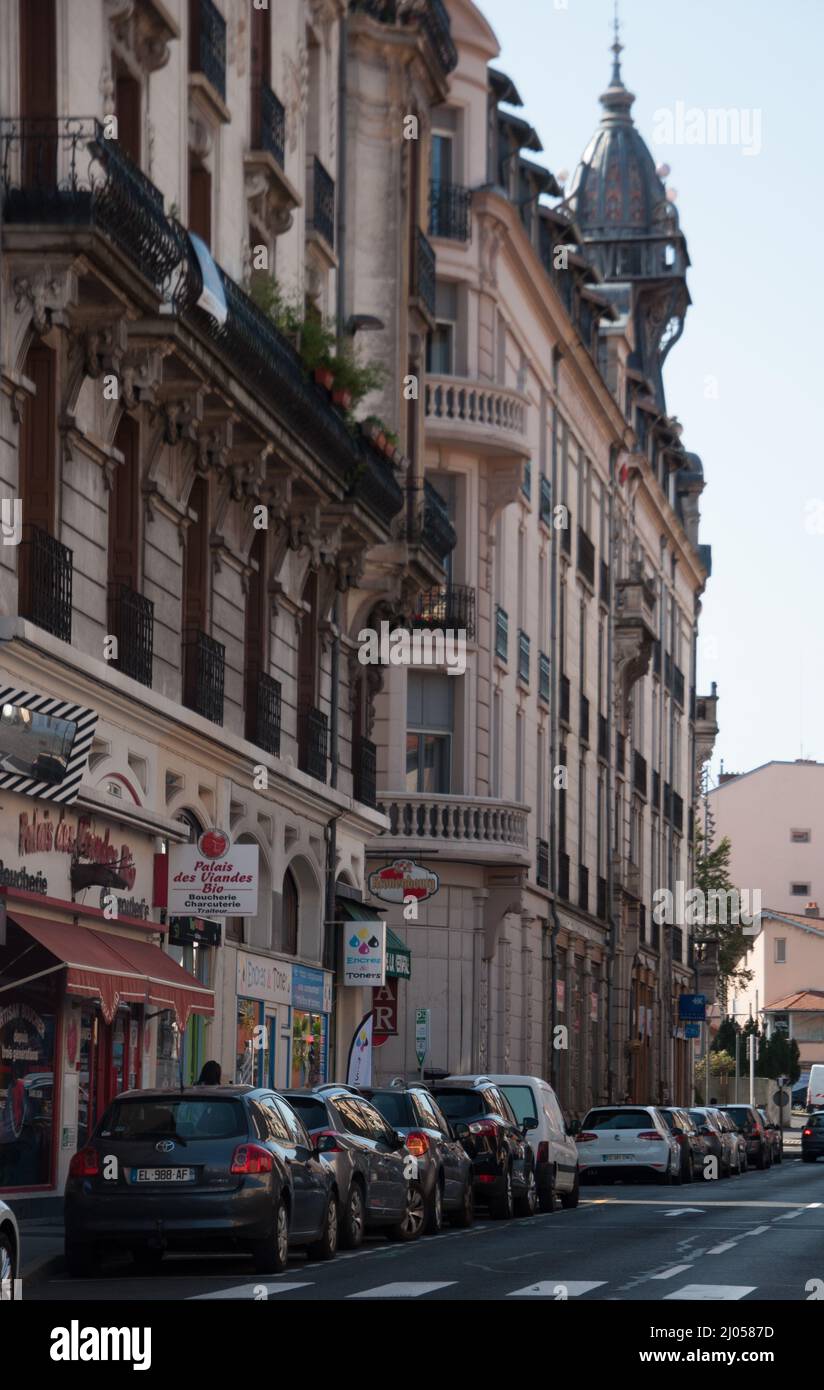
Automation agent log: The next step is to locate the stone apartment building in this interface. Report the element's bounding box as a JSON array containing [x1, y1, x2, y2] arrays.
[[364, 0, 718, 1111]]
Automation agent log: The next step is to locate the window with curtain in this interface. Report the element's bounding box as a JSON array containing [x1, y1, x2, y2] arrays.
[[406, 672, 453, 794]]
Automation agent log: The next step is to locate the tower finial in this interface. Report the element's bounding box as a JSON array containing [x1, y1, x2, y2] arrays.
[[611, 0, 624, 85]]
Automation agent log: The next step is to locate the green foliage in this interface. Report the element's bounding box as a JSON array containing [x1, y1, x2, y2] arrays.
[[760, 1033, 801, 1084], [695, 1049, 736, 1083], [249, 274, 302, 339], [712, 1017, 740, 1056], [694, 817, 755, 1004]]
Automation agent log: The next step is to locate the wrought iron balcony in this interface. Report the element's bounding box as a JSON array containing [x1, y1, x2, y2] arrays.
[[429, 179, 471, 241], [354, 735, 377, 809], [247, 671, 282, 756], [183, 628, 225, 725], [414, 226, 436, 319], [536, 838, 549, 888], [558, 851, 570, 901], [495, 606, 509, 662], [349, 433, 404, 527], [350, 1, 458, 76], [598, 713, 608, 761], [633, 749, 647, 798], [308, 154, 335, 249], [376, 793, 529, 866], [560, 674, 570, 725], [189, 0, 226, 102], [108, 582, 153, 687], [0, 117, 186, 298], [412, 584, 476, 640], [256, 83, 285, 168], [539, 474, 552, 526], [422, 477, 457, 560], [518, 630, 530, 684], [538, 652, 550, 704], [19, 525, 72, 643], [577, 525, 596, 586], [578, 864, 589, 913], [299, 705, 328, 782], [580, 694, 590, 744]]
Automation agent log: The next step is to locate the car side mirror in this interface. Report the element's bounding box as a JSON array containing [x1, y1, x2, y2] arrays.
[[392, 1130, 406, 1150], [454, 1121, 469, 1140], [522, 1117, 538, 1134], [314, 1133, 338, 1155]]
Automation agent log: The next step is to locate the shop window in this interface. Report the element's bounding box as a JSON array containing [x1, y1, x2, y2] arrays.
[[0, 978, 58, 1189], [291, 1010, 326, 1088]]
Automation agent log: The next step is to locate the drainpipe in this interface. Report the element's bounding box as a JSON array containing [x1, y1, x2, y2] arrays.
[[657, 536, 668, 1100], [605, 442, 618, 1104], [325, 599, 341, 1076], [336, 13, 348, 336], [547, 356, 561, 1091]]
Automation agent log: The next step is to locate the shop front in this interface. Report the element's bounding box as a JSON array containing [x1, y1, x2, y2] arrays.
[[290, 965, 332, 1088], [233, 950, 334, 1088]]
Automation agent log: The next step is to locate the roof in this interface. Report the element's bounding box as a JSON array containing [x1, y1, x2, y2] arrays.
[[488, 66, 523, 106], [764, 990, 824, 1013], [760, 909, 824, 939], [708, 759, 824, 792]]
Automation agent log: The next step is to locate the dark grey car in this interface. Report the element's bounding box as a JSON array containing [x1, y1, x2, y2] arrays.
[[281, 1085, 423, 1246], [358, 1081, 474, 1233]]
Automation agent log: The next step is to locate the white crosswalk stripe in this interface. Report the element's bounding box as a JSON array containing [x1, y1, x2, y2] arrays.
[[507, 1280, 606, 1298], [347, 1281, 456, 1298], [189, 1282, 313, 1300], [663, 1283, 756, 1301]]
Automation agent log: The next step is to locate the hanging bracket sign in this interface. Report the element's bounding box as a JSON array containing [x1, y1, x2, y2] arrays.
[[368, 859, 440, 906]]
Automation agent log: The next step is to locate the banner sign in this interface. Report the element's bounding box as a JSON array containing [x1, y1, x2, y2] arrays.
[[678, 993, 707, 1022], [368, 859, 439, 905], [343, 919, 386, 986], [168, 831, 258, 916], [346, 1013, 373, 1087], [292, 965, 327, 1014]]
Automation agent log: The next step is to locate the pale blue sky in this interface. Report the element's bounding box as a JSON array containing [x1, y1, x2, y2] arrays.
[[478, 0, 824, 780]]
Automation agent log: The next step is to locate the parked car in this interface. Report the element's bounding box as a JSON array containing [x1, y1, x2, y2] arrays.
[[659, 1106, 709, 1182], [687, 1107, 737, 1176], [801, 1111, 824, 1162], [757, 1108, 782, 1165], [712, 1108, 747, 1175], [0, 1199, 19, 1300], [282, 1084, 426, 1244], [356, 1081, 474, 1232], [721, 1104, 771, 1170], [576, 1105, 679, 1185], [484, 1073, 579, 1211], [429, 1076, 538, 1219], [65, 1086, 341, 1276]]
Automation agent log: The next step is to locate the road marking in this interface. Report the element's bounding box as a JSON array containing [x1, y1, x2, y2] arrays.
[[707, 1242, 738, 1254], [775, 1208, 806, 1220], [347, 1281, 456, 1299], [807, 1202, 823, 1208], [664, 1283, 756, 1301], [651, 1264, 693, 1280], [188, 1282, 312, 1300], [742, 1225, 769, 1237], [507, 1280, 606, 1298], [664, 1208, 705, 1216]]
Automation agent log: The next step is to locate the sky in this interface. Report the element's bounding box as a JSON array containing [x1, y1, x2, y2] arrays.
[[477, 0, 824, 783]]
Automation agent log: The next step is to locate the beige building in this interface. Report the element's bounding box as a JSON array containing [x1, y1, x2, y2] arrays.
[[364, 1, 717, 1111], [728, 909, 824, 1072]]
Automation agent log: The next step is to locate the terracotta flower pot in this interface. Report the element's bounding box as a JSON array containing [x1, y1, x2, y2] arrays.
[[314, 367, 334, 391], [332, 388, 352, 409]]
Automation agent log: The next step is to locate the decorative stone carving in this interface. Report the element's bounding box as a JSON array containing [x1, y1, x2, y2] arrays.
[[106, 0, 180, 74], [13, 266, 75, 343], [477, 212, 507, 292], [614, 560, 658, 721]]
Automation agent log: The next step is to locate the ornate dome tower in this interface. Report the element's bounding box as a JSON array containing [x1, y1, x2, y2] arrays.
[[567, 22, 690, 407]]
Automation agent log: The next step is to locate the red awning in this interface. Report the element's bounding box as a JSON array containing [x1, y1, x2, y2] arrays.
[[9, 916, 213, 1028]]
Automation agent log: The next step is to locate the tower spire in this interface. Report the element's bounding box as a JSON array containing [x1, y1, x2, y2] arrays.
[[611, 0, 624, 85]]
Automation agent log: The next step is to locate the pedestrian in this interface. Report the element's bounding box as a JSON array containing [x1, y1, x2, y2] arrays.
[[709, 1095, 718, 1105], [197, 1060, 222, 1085]]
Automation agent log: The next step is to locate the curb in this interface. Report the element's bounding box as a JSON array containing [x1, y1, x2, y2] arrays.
[[21, 1251, 65, 1288]]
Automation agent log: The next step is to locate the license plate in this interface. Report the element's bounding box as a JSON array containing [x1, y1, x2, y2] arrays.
[[132, 1167, 195, 1183], [604, 1153, 634, 1161]]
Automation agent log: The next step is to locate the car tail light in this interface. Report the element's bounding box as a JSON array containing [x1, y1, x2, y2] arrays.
[[315, 1129, 345, 1152], [405, 1130, 430, 1158], [68, 1147, 100, 1178], [576, 1132, 598, 1143], [468, 1120, 498, 1138], [476, 1174, 496, 1184], [536, 1142, 549, 1163], [803, 1128, 813, 1137], [231, 1144, 274, 1175], [637, 1132, 663, 1141]]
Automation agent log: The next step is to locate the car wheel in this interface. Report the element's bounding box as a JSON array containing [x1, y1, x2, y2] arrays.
[[515, 1166, 539, 1217], [252, 1197, 289, 1274], [775, 1147, 782, 1165], [0, 1233, 16, 1300], [560, 1171, 580, 1210], [539, 1172, 558, 1213], [389, 1183, 426, 1242], [671, 1154, 683, 1185], [64, 1240, 95, 1278], [340, 1181, 365, 1250], [490, 1166, 515, 1220], [307, 1194, 339, 1261], [756, 1148, 767, 1171], [451, 1177, 475, 1228], [426, 1177, 444, 1235], [657, 1165, 673, 1186], [802, 1153, 816, 1163], [685, 1155, 694, 1183], [131, 1247, 164, 1274]]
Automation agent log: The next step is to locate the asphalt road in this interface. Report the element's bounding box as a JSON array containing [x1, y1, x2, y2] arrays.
[[26, 1153, 824, 1303]]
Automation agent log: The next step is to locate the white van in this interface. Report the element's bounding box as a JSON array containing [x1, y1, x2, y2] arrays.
[[807, 1064, 824, 1111], [484, 1074, 579, 1211]]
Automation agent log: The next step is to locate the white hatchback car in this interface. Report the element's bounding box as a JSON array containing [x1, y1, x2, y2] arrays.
[[577, 1105, 680, 1185], [484, 1074, 579, 1211], [0, 1199, 20, 1300]]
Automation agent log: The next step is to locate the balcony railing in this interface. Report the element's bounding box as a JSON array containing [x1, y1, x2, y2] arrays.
[[598, 713, 608, 761], [580, 694, 590, 744], [189, 0, 227, 102], [577, 526, 595, 586], [495, 606, 509, 662], [538, 652, 550, 704], [518, 630, 530, 684], [414, 226, 436, 318], [578, 864, 589, 913], [248, 671, 282, 756], [558, 851, 570, 900], [257, 83, 285, 168], [0, 117, 186, 298], [597, 875, 607, 920], [422, 477, 457, 560], [560, 674, 570, 725], [354, 735, 377, 809], [19, 525, 73, 643], [108, 582, 153, 687], [424, 376, 528, 448], [183, 628, 225, 725], [633, 750, 647, 798], [308, 154, 335, 248], [428, 179, 471, 240], [539, 474, 552, 526], [350, 432, 405, 527], [299, 705, 329, 782], [378, 794, 528, 849], [537, 838, 549, 887], [600, 559, 610, 606], [671, 663, 685, 709], [412, 584, 476, 640]]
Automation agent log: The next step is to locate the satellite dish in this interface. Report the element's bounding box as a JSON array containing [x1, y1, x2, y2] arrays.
[[656, 162, 671, 179]]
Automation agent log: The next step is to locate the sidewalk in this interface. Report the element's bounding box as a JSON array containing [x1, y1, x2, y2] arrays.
[[18, 1217, 65, 1285]]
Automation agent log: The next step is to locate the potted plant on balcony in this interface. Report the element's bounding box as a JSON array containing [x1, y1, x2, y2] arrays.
[[248, 273, 302, 346], [298, 313, 338, 390], [327, 344, 385, 415]]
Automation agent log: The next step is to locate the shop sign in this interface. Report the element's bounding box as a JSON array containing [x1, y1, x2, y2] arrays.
[[678, 993, 706, 1022], [236, 951, 292, 1006], [291, 964, 327, 1014], [343, 919, 386, 986], [17, 809, 136, 888], [372, 978, 398, 1042], [368, 859, 439, 906], [168, 916, 222, 947], [168, 832, 259, 916], [0, 859, 48, 894]]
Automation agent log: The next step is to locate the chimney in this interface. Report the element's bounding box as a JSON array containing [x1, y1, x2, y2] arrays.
[[805, 902, 820, 918]]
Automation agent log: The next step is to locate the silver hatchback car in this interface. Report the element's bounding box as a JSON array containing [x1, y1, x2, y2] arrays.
[[0, 1199, 20, 1299]]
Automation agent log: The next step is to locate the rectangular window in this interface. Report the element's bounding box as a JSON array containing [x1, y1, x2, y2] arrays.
[[791, 828, 811, 843], [774, 938, 787, 964], [790, 882, 811, 896], [515, 712, 524, 803], [537, 729, 545, 836], [406, 672, 454, 794], [492, 688, 502, 798]]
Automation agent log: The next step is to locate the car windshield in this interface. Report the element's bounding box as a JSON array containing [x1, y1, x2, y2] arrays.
[[432, 1090, 483, 1120], [689, 1110, 715, 1129], [583, 1109, 655, 1131], [368, 1092, 413, 1128], [807, 1114, 824, 1129], [100, 1097, 246, 1141], [725, 1108, 751, 1126], [500, 1085, 538, 1126], [286, 1096, 328, 1132]]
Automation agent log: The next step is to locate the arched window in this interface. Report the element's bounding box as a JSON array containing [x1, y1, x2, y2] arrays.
[[282, 869, 298, 956]]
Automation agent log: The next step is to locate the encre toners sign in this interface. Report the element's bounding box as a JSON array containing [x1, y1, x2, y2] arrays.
[[168, 830, 259, 916]]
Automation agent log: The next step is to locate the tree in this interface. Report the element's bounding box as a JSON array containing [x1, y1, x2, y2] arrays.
[[712, 1017, 740, 1056], [761, 1033, 801, 1084], [693, 805, 755, 1006]]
